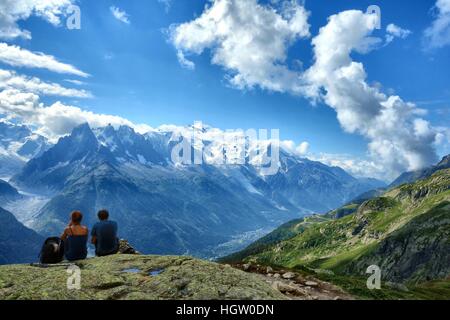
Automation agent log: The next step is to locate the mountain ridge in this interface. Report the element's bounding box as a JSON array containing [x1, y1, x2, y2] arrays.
[[222, 168, 450, 289], [6, 123, 383, 259]]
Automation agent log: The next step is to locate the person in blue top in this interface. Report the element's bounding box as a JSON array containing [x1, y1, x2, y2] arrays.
[[61, 211, 88, 261], [91, 209, 119, 257]]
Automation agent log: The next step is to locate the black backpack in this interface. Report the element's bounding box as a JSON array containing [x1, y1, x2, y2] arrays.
[[39, 237, 65, 264]]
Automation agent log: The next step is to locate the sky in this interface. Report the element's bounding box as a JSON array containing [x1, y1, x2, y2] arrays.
[[0, 0, 449, 181]]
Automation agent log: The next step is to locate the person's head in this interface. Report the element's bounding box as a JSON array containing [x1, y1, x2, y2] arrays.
[[98, 209, 109, 221], [71, 211, 83, 225]]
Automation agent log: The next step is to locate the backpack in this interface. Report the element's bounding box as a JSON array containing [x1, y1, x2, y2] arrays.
[[39, 237, 65, 264]]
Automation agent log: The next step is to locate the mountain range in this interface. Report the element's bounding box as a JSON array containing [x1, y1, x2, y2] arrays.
[[222, 163, 450, 299], [0, 121, 51, 179], [1, 121, 384, 261], [0, 206, 44, 265], [390, 155, 450, 188]]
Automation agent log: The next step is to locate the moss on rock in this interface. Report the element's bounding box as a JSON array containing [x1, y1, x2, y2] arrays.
[[0, 255, 286, 300]]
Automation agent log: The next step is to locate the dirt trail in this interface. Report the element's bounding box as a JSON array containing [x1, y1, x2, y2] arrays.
[[232, 263, 354, 300]]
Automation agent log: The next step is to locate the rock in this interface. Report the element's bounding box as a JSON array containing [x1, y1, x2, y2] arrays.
[[271, 281, 308, 296], [282, 272, 296, 279], [267, 273, 273, 277], [266, 266, 273, 274], [218, 286, 228, 296], [273, 273, 281, 278], [242, 263, 251, 271], [271, 281, 295, 294], [305, 281, 319, 287], [0, 255, 287, 300], [386, 282, 409, 292], [118, 239, 139, 255], [334, 296, 342, 300], [173, 278, 190, 290]]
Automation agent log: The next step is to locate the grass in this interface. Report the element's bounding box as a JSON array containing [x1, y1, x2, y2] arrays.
[[314, 272, 450, 300], [226, 169, 450, 300]]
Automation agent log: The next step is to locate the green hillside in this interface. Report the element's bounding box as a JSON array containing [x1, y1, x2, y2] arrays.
[[223, 169, 450, 299]]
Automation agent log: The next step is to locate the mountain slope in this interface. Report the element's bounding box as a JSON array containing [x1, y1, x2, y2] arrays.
[[0, 179, 20, 202], [12, 124, 297, 257], [0, 207, 44, 265], [224, 169, 450, 285], [0, 121, 51, 178], [10, 123, 382, 258], [390, 154, 450, 188]]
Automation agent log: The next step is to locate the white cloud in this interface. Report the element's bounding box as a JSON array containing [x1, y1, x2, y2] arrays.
[[169, 0, 310, 93], [424, 0, 450, 49], [170, 5, 444, 180], [0, 90, 151, 140], [310, 153, 385, 180], [0, 69, 92, 98], [176, 50, 195, 70], [304, 10, 439, 179], [110, 6, 130, 24], [63, 79, 86, 86], [280, 140, 309, 156], [0, 0, 75, 40], [158, 0, 172, 13], [296, 141, 310, 155], [0, 43, 89, 77], [386, 23, 412, 44]]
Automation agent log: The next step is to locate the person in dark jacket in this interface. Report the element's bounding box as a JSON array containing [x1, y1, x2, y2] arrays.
[[61, 211, 88, 261], [91, 209, 119, 257]]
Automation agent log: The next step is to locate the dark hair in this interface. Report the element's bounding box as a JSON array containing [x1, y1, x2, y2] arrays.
[[98, 209, 109, 221], [71, 211, 83, 224]]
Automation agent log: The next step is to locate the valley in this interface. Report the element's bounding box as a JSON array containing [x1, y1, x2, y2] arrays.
[[1, 121, 383, 260]]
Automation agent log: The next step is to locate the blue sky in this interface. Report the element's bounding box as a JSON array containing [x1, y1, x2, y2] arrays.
[[0, 0, 449, 180]]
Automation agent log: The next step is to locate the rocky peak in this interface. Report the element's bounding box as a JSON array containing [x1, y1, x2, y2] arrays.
[[437, 154, 450, 167]]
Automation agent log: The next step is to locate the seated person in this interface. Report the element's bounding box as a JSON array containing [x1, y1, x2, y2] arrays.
[[91, 209, 119, 257], [61, 211, 88, 261]]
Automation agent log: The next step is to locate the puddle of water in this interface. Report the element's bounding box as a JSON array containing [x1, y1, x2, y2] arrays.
[[149, 269, 164, 276], [122, 268, 141, 273]]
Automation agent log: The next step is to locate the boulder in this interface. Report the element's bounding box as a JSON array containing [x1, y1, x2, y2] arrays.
[[305, 281, 319, 287], [282, 272, 296, 279], [118, 239, 139, 255]]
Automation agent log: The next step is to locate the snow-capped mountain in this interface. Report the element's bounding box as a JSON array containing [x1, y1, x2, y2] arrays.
[[9, 123, 384, 258], [0, 121, 51, 178]]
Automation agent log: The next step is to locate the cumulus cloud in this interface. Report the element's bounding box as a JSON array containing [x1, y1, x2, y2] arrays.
[[304, 10, 439, 179], [170, 4, 445, 179], [0, 69, 92, 98], [0, 90, 151, 140], [110, 6, 130, 24], [0, 0, 75, 40], [169, 0, 310, 93], [280, 140, 310, 156], [386, 23, 412, 44], [423, 0, 450, 49], [310, 153, 385, 180], [0, 43, 89, 77]]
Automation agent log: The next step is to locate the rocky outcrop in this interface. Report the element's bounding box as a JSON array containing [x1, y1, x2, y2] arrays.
[[0, 255, 286, 300], [118, 239, 140, 255], [344, 202, 450, 284], [232, 263, 352, 300]]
